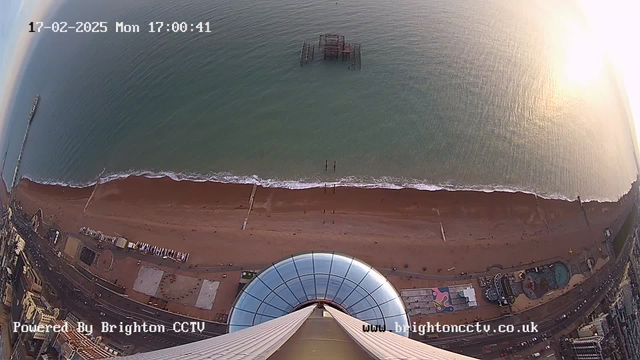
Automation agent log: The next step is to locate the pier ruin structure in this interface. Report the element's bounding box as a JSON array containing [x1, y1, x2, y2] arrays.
[[299, 33, 361, 70]]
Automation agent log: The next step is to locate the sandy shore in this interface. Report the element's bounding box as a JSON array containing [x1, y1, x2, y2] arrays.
[[10, 176, 636, 323], [13, 176, 635, 273]]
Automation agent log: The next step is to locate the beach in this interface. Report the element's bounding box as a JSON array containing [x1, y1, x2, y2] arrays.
[[14, 176, 634, 274], [9, 176, 635, 324]]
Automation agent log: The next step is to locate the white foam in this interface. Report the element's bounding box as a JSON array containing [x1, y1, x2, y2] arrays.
[[20, 170, 624, 203]]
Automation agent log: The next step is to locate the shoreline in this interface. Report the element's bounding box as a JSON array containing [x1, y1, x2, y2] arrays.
[[18, 170, 635, 203], [13, 176, 636, 257]]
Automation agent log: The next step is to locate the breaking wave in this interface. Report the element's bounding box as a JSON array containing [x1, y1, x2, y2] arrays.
[[21, 169, 624, 203]]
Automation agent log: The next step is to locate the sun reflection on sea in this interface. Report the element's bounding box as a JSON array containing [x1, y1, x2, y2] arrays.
[[560, 28, 603, 88], [572, 0, 640, 160]]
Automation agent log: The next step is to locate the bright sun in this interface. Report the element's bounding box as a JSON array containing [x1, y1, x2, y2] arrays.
[[573, 0, 640, 150], [561, 28, 602, 87]]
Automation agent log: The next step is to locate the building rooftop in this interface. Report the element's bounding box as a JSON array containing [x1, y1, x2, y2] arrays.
[[50, 320, 113, 359], [30, 293, 47, 309], [570, 335, 604, 344]]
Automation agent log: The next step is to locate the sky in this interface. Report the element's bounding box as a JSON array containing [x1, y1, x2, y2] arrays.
[[0, 0, 639, 156], [0, 0, 56, 143], [0, 0, 28, 118], [0, 0, 27, 69], [0, 0, 30, 118]]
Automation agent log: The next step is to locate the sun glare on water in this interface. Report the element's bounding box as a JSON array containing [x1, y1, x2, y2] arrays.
[[561, 28, 603, 87], [572, 0, 640, 149]]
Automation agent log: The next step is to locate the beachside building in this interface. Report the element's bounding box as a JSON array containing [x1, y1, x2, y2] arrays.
[[608, 290, 640, 360], [10, 339, 27, 360], [64, 312, 81, 328], [8, 289, 59, 357], [619, 280, 634, 316], [2, 227, 24, 274], [1, 224, 24, 307], [630, 230, 640, 275], [45, 320, 116, 359], [578, 325, 599, 338], [3, 281, 12, 307], [569, 336, 605, 360], [20, 291, 57, 340], [115, 253, 475, 359], [578, 314, 609, 338], [15, 251, 42, 294]]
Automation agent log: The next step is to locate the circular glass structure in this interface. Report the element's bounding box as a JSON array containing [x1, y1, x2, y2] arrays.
[[228, 252, 410, 336]]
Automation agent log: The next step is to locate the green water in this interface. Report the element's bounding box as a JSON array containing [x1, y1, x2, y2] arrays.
[[1, 0, 637, 200]]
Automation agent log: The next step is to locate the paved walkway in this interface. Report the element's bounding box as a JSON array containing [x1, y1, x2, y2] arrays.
[[80, 232, 568, 282]]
